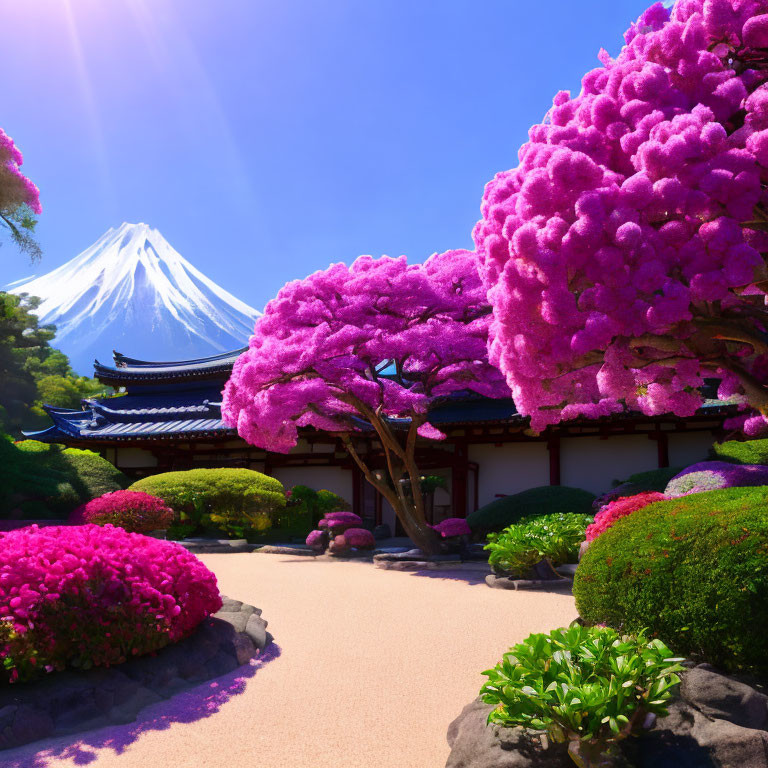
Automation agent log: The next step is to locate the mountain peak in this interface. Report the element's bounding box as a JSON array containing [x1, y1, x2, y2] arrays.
[[6, 225, 261, 374]]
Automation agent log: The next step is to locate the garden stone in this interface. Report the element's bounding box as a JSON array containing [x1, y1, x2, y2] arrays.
[[215, 611, 250, 634], [446, 667, 768, 768], [372, 523, 392, 540], [255, 545, 316, 556], [11, 707, 54, 746], [245, 613, 269, 650], [220, 596, 244, 612], [680, 664, 768, 730], [446, 698, 571, 768]]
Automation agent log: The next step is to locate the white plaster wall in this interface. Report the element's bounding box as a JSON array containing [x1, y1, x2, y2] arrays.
[[115, 447, 158, 469], [467, 443, 550, 507], [668, 431, 716, 468], [560, 436, 657, 495], [269, 466, 354, 505]]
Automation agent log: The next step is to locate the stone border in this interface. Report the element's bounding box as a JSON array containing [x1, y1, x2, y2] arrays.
[[0, 597, 270, 752], [485, 574, 572, 591]]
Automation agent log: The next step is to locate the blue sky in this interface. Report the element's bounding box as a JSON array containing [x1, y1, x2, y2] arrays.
[[3, 0, 650, 311]]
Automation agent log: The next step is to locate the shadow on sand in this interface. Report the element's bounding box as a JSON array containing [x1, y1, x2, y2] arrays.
[[3, 644, 282, 768]]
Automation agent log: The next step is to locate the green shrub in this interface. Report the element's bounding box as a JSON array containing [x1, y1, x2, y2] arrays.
[[623, 466, 683, 492], [468, 486, 595, 536], [711, 437, 768, 466], [481, 624, 683, 767], [0, 435, 128, 518], [130, 468, 286, 539], [574, 487, 768, 674], [484, 513, 593, 577]]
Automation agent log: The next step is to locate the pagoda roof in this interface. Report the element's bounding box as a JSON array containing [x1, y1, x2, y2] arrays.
[[94, 347, 247, 386]]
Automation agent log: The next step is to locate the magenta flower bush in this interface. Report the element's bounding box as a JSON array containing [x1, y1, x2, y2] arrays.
[[0, 524, 222, 683], [71, 490, 174, 534], [474, 0, 768, 433], [431, 518, 471, 538], [665, 461, 768, 497], [306, 529, 329, 551], [317, 511, 363, 535], [342, 528, 375, 549], [586, 492, 666, 541]]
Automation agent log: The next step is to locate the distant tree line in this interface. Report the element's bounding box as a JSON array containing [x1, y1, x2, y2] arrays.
[[0, 292, 108, 436]]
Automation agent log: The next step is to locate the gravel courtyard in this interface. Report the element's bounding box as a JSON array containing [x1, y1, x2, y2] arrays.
[[6, 554, 577, 768]]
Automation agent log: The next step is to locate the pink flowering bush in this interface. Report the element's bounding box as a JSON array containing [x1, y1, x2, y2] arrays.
[[71, 491, 174, 534], [431, 518, 471, 538], [342, 528, 376, 549], [586, 492, 667, 541], [306, 529, 329, 551], [665, 460, 768, 497], [317, 511, 363, 535], [0, 524, 222, 683], [474, 0, 768, 433]]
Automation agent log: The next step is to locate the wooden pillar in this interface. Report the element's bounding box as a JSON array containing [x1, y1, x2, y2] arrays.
[[652, 428, 670, 468], [547, 435, 561, 486], [452, 444, 468, 518], [352, 465, 363, 519]]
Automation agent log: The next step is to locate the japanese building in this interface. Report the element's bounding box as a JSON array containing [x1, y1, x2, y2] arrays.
[[27, 348, 734, 533]]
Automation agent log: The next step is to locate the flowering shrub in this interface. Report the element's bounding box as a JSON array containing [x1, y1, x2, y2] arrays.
[[665, 461, 768, 497], [430, 518, 471, 538], [481, 625, 683, 767], [342, 528, 375, 549], [0, 524, 222, 683], [591, 467, 683, 511], [306, 512, 373, 555], [71, 491, 174, 534], [575, 487, 768, 674], [306, 529, 329, 551], [586, 492, 666, 541], [317, 511, 363, 535], [474, 0, 768, 434]]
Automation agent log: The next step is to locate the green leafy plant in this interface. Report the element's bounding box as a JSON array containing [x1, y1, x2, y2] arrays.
[[575, 486, 768, 674], [481, 624, 684, 767], [484, 513, 593, 578], [130, 468, 285, 539], [468, 486, 596, 537]]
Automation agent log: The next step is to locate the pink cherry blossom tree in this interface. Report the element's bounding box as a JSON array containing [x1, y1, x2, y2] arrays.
[[222, 250, 508, 554], [0, 128, 41, 260], [474, 0, 768, 436]]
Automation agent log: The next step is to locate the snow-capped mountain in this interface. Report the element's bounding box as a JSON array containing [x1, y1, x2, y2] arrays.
[[7, 223, 261, 374]]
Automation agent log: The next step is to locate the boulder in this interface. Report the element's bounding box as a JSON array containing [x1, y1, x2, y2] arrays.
[[445, 666, 768, 768]]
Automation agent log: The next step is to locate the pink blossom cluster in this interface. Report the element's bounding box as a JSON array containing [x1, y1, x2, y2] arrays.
[[0, 128, 41, 215], [586, 491, 666, 541], [222, 250, 509, 453], [665, 459, 768, 496], [306, 512, 376, 553], [474, 1, 768, 432], [430, 517, 471, 538], [0, 524, 222, 683], [71, 490, 174, 534]]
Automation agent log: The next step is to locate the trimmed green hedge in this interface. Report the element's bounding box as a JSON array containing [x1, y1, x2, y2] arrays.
[[711, 438, 768, 466], [622, 466, 683, 492], [0, 436, 128, 519], [130, 468, 286, 539], [574, 487, 768, 674], [467, 485, 596, 536]]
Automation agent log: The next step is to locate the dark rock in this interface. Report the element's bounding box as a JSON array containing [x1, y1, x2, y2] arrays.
[[446, 699, 571, 768], [681, 664, 768, 730], [485, 574, 571, 590], [12, 707, 54, 745], [232, 633, 258, 665], [447, 667, 768, 768], [254, 545, 316, 556], [372, 524, 392, 540]]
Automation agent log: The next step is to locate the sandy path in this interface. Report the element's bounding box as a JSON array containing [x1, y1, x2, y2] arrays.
[[6, 554, 577, 768]]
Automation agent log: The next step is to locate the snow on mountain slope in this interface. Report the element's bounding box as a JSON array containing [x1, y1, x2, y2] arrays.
[[7, 223, 261, 374]]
